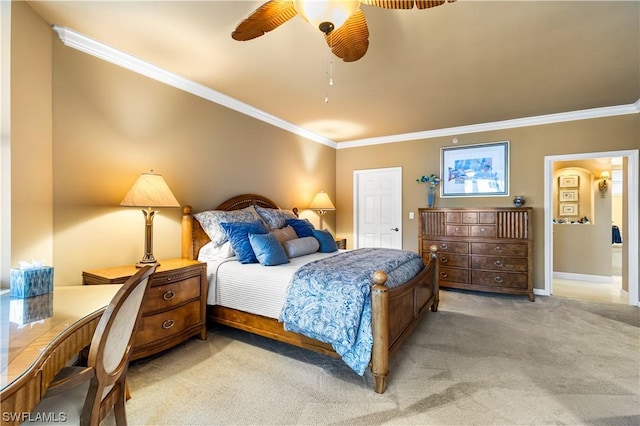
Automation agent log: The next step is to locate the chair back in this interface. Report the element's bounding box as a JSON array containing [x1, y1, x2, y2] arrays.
[[82, 264, 155, 424]]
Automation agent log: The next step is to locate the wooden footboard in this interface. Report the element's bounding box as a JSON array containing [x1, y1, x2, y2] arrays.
[[181, 196, 439, 393]]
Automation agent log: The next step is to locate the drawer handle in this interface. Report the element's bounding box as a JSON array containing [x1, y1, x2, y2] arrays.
[[493, 246, 503, 253], [162, 319, 175, 330], [440, 243, 448, 250], [163, 290, 176, 301], [494, 276, 504, 284], [440, 256, 448, 264], [440, 272, 448, 278], [455, 227, 461, 233], [480, 228, 487, 234], [494, 261, 503, 268]]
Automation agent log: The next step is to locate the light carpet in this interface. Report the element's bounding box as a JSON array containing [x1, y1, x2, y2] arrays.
[[110, 290, 639, 425]]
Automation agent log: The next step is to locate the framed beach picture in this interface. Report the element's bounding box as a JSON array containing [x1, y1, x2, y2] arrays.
[[559, 175, 579, 188], [440, 141, 509, 197], [559, 189, 579, 202], [559, 203, 578, 216]]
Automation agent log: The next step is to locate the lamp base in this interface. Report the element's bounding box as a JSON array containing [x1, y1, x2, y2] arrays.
[[135, 260, 160, 268]]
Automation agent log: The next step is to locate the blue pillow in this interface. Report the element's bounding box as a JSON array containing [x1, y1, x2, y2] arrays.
[[221, 221, 268, 264], [285, 218, 315, 238], [312, 229, 339, 253], [249, 233, 290, 266]]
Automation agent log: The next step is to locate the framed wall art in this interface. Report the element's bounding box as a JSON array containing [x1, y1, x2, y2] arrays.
[[559, 203, 578, 216], [440, 141, 509, 197], [559, 175, 579, 188], [559, 189, 579, 202]]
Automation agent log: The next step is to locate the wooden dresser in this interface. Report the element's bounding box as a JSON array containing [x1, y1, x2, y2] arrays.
[[83, 258, 208, 359], [419, 207, 533, 301]]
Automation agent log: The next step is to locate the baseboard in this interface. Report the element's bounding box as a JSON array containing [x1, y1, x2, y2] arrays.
[[553, 271, 614, 283]]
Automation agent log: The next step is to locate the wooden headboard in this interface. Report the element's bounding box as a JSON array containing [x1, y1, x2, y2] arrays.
[[181, 193, 295, 260]]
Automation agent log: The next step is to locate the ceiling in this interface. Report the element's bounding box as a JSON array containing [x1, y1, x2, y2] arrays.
[[27, 1, 640, 145]]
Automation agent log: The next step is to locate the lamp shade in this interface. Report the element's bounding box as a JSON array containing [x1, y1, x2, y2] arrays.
[[294, 0, 360, 32], [600, 171, 611, 180], [309, 191, 335, 211], [120, 171, 180, 208]]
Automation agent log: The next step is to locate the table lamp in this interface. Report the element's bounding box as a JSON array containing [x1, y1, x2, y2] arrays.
[[309, 191, 335, 230], [121, 170, 180, 267]]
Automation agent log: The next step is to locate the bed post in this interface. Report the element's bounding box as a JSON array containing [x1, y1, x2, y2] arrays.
[[371, 270, 389, 394], [182, 205, 194, 260], [430, 244, 440, 312]]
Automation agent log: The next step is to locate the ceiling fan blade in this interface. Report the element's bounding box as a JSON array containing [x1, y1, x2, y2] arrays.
[[232, 0, 298, 41], [361, 0, 455, 9], [325, 9, 369, 62]]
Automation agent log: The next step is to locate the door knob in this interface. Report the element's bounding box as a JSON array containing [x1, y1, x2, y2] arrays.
[[390, 227, 399, 232]]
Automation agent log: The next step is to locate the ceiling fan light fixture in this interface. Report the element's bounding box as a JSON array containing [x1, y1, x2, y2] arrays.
[[293, 0, 361, 33]]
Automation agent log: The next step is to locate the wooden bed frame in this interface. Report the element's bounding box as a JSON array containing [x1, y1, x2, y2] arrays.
[[180, 194, 439, 394]]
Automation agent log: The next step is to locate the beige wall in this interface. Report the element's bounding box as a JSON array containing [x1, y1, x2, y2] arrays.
[[10, 2, 53, 274], [336, 115, 639, 290], [9, 5, 335, 286]]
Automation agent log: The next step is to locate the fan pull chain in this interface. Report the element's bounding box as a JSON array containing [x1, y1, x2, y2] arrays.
[[324, 32, 334, 104]]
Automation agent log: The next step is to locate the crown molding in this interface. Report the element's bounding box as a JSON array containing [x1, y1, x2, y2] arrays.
[[53, 26, 638, 151], [52, 26, 337, 149]]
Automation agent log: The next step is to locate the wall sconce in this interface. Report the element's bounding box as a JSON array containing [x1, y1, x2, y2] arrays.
[[121, 170, 180, 267], [598, 171, 610, 198], [309, 191, 335, 230]]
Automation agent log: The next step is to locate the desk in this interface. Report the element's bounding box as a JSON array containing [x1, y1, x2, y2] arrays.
[[1, 285, 120, 425]]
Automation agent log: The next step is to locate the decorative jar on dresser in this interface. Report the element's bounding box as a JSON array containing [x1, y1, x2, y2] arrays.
[[419, 207, 534, 301], [82, 258, 208, 359]]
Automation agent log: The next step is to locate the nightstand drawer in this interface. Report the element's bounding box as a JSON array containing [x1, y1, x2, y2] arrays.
[[135, 300, 201, 347], [143, 276, 201, 314]]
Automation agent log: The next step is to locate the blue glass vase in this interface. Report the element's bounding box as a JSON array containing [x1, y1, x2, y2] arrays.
[[426, 186, 437, 208]]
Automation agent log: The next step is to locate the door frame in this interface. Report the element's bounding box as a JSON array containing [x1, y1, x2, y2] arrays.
[[543, 149, 639, 306], [353, 167, 403, 249]]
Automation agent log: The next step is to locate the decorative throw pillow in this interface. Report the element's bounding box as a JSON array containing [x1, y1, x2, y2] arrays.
[[282, 237, 320, 258], [220, 221, 268, 264], [312, 229, 339, 253], [285, 218, 315, 238], [197, 241, 234, 262], [270, 225, 298, 245], [194, 206, 262, 247], [255, 206, 298, 230], [249, 233, 290, 266]]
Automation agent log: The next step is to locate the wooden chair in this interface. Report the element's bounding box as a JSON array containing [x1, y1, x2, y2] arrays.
[[30, 265, 156, 426]]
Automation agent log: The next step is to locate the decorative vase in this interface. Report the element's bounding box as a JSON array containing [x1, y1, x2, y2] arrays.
[[513, 196, 525, 207], [426, 186, 437, 208]]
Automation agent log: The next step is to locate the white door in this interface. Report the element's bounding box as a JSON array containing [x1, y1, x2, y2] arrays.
[[353, 167, 402, 249]]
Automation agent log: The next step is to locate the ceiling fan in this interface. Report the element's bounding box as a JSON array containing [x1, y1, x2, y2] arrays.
[[232, 0, 456, 62]]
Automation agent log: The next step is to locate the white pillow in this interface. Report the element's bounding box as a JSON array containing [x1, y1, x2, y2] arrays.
[[197, 241, 234, 262], [282, 237, 320, 258], [194, 206, 263, 247]]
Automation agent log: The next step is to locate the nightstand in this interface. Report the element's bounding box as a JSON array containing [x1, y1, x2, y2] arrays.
[[82, 258, 208, 360], [335, 238, 347, 250]]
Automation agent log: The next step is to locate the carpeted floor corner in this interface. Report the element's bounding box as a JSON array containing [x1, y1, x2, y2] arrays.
[[108, 290, 639, 425]]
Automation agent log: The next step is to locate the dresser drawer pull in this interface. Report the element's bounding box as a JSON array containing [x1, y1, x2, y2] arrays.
[[440, 256, 448, 264], [494, 261, 504, 268], [455, 227, 461, 233], [493, 246, 503, 253], [480, 228, 488, 234], [440, 243, 448, 250], [162, 319, 175, 330], [440, 272, 448, 278], [494, 276, 504, 284], [163, 290, 176, 301]]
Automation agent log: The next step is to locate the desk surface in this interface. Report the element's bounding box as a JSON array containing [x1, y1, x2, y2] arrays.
[[1, 285, 121, 391]]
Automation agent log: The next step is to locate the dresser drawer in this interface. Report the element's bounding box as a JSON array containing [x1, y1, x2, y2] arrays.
[[437, 253, 469, 268], [135, 300, 202, 347], [472, 256, 528, 272], [471, 242, 528, 256], [439, 267, 469, 284], [470, 225, 496, 238], [423, 240, 468, 254], [446, 225, 469, 237], [471, 271, 528, 289], [143, 276, 201, 314]]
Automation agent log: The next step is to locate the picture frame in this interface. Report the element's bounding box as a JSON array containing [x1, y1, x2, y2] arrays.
[[440, 141, 509, 197], [559, 175, 579, 188], [559, 203, 578, 216], [559, 189, 579, 202]]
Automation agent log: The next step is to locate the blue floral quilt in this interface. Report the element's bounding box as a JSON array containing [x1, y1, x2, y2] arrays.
[[279, 248, 424, 375]]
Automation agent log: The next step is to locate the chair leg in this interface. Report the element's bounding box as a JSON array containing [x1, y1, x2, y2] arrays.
[[114, 388, 128, 426]]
